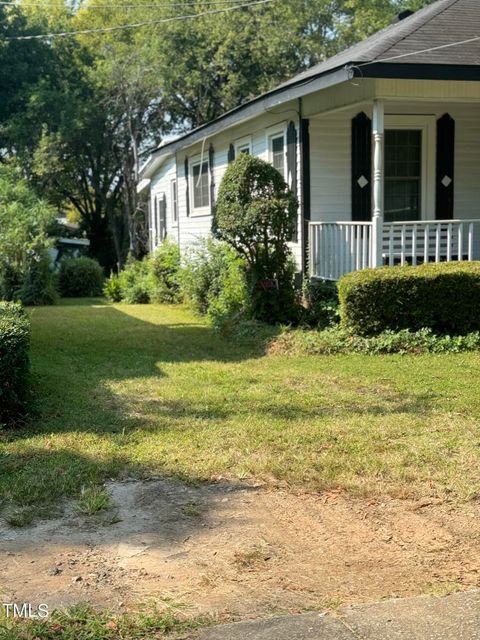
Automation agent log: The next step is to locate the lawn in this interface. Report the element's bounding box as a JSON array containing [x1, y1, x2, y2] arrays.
[[1, 300, 480, 524]]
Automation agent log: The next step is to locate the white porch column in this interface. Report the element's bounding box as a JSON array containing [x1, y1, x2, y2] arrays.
[[371, 99, 384, 268]]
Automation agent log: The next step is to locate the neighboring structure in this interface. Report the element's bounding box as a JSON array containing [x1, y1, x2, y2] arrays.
[[138, 0, 480, 280]]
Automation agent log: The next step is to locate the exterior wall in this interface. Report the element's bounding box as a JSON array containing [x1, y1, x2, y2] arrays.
[[309, 100, 480, 224], [150, 157, 178, 251], [150, 104, 304, 269]]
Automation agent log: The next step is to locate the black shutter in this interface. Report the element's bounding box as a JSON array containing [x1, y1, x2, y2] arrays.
[[184, 157, 190, 217], [209, 143, 215, 216], [351, 112, 372, 221], [300, 118, 311, 275], [436, 113, 455, 220], [159, 193, 167, 240], [286, 121, 298, 242], [227, 143, 235, 164], [286, 121, 297, 195]]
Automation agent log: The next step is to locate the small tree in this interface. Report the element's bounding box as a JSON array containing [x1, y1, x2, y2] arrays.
[[214, 153, 299, 323]]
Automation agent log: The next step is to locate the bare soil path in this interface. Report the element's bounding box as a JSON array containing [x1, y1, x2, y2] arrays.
[[1, 478, 479, 621]]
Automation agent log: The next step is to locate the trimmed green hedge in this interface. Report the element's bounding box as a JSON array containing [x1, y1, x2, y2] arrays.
[[0, 302, 30, 423], [338, 262, 480, 336]]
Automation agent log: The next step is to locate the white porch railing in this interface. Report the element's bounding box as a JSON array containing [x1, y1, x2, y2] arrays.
[[309, 222, 372, 280], [309, 219, 480, 280]]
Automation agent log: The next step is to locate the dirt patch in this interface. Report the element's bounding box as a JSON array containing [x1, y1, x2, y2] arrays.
[[1, 478, 480, 620]]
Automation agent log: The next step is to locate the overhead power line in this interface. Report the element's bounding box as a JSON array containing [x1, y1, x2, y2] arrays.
[[357, 34, 480, 66], [2, 0, 273, 39], [0, 0, 248, 8]]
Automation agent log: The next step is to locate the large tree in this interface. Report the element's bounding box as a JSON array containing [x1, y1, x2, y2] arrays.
[[2, 0, 435, 268]]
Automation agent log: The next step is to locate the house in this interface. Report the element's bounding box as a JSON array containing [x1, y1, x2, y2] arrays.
[[138, 0, 480, 280]]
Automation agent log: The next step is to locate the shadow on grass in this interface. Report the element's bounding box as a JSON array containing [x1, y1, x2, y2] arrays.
[[0, 301, 437, 527]]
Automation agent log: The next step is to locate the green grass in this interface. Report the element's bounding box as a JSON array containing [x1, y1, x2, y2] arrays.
[[1, 300, 480, 524], [0, 603, 207, 639], [76, 485, 113, 515]]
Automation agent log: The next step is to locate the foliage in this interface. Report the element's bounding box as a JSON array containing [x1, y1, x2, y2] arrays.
[[338, 262, 480, 336], [180, 238, 249, 330], [58, 257, 104, 298], [103, 273, 123, 302], [300, 279, 340, 329], [16, 248, 58, 307], [0, 261, 23, 302], [0, 302, 31, 425], [0, 164, 56, 269], [149, 240, 182, 304], [272, 325, 480, 356], [117, 257, 152, 304], [215, 154, 299, 323]]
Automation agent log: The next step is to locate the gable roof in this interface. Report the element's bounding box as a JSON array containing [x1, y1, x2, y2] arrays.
[[279, 0, 480, 91], [140, 0, 480, 179]]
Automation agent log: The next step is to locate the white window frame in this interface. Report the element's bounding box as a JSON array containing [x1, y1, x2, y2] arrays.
[[234, 135, 252, 156], [189, 154, 210, 216], [171, 178, 178, 227], [266, 123, 287, 179], [384, 115, 436, 221]]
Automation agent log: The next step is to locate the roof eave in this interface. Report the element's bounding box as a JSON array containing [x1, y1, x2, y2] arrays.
[[139, 64, 352, 179]]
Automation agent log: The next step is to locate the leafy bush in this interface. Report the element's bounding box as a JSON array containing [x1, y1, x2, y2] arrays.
[[58, 257, 104, 297], [215, 153, 300, 323], [300, 279, 339, 329], [118, 258, 151, 304], [150, 240, 182, 303], [17, 249, 57, 306], [338, 262, 480, 336], [180, 238, 249, 330], [0, 261, 22, 301], [103, 273, 122, 302], [0, 302, 31, 424], [272, 326, 480, 356], [0, 164, 56, 269]]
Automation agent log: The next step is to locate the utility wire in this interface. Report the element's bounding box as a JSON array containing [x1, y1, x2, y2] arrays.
[[0, 0, 249, 8], [2, 0, 274, 39], [356, 34, 480, 67]]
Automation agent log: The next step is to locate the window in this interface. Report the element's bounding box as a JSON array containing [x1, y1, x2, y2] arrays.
[[270, 133, 285, 178], [191, 160, 209, 210], [171, 179, 178, 224], [384, 129, 422, 222], [235, 136, 252, 156]]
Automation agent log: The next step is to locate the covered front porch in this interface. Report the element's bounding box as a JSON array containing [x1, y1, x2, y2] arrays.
[[305, 86, 480, 279]]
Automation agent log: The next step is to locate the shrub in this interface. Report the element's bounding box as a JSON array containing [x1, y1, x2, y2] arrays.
[[180, 238, 249, 329], [271, 326, 480, 356], [215, 153, 300, 323], [0, 261, 22, 301], [0, 302, 31, 424], [58, 257, 104, 297], [118, 257, 151, 304], [150, 240, 182, 304], [103, 273, 123, 302], [17, 249, 57, 306], [300, 279, 339, 329], [338, 262, 480, 336]]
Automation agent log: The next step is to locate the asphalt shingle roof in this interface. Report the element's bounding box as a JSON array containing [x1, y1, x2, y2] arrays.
[[279, 0, 480, 90]]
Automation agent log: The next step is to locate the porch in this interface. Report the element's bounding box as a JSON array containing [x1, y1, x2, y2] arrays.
[[309, 218, 480, 280], [305, 94, 480, 279]]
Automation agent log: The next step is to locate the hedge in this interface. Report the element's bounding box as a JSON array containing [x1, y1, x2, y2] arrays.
[[338, 262, 480, 336], [0, 302, 31, 423], [58, 258, 104, 298]]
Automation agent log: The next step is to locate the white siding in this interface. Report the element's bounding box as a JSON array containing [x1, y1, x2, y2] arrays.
[[309, 113, 351, 223], [173, 107, 303, 268], [309, 101, 480, 225], [150, 158, 178, 250]]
